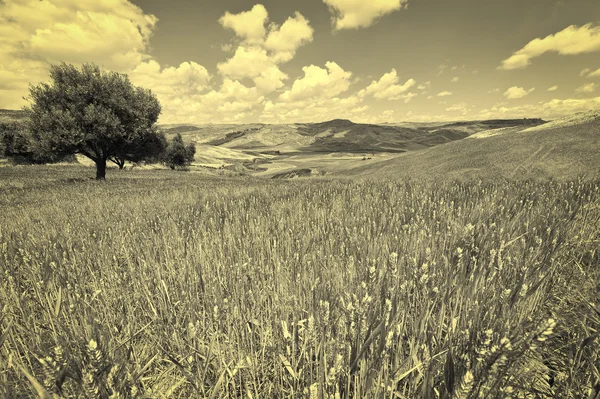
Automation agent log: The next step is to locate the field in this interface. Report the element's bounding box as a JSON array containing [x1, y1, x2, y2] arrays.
[[1, 165, 599, 398]]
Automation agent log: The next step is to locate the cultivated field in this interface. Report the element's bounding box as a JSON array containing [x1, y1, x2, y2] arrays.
[[1, 165, 599, 398]]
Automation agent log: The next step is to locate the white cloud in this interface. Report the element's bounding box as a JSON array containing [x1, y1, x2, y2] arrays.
[[357, 69, 415, 100], [580, 68, 592, 77], [218, 4, 268, 44], [352, 105, 370, 113], [587, 68, 600, 78], [499, 24, 600, 70], [503, 86, 535, 99], [417, 81, 431, 91], [575, 82, 596, 93], [479, 96, 600, 120], [400, 92, 418, 103], [217, 46, 275, 80], [446, 103, 469, 115], [437, 91, 453, 97], [216, 6, 313, 96], [130, 60, 211, 97], [264, 12, 314, 63], [0, 0, 157, 108], [488, 88, 501, 94], [322, 0, 408, 30], [451, 77, 460, 83], [279, 61, 353, 102], [547, 85, 559, 92]]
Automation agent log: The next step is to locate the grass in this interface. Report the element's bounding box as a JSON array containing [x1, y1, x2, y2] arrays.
[[0, 165, 599, 398], [343, 117, 600, 181]]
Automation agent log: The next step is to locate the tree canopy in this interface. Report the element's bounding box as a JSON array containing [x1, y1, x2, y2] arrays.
[[26, 63, 163, 179], [164, 133, 196, 170]]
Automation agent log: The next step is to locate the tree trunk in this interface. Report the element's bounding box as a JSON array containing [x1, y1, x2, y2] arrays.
[[95, 158, 107, 180], [109, 157, 126, 169]]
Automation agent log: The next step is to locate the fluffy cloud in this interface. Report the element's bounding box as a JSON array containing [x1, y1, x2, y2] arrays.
[[504, 86, 535, 99], [451, 77, 460, 83], [216, 6, 313, 96], [499, 24, 600, 70], [217, 46, 276, 80], [437, 91, 453, 97], [547, 86, 558, 92], [580, 68, 592, 77], [218, 4, 268, 44], [357, 69, 416, 100], [322, 0, 408, 30], [130, 61, 211, 97], [258, 62, 362, 123], [264, 12, 314, 63], [575, 82, 596, 93], [279, 62, 353, 102], [0, 0, 157, 108]]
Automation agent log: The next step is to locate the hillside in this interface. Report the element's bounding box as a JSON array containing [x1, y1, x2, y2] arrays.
[[0, 109, 27, 123], [341, 110, 600, 180]]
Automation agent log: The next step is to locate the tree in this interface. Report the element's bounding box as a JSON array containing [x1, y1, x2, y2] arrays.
[[163, 133, 196, 170], [0, 120, 72, 163], [26, 63, 162, 179], [108, 126, 168, 169]]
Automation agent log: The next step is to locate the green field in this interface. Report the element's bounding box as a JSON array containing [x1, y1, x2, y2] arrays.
[[1, 165, 599, 398]]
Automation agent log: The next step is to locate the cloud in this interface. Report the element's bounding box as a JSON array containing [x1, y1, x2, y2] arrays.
[[322, 0, 408, 30], [279, 61, 353, 102], [451, 77, 460, 83], [488, 88, 501, 94], [580, 68, 592, 77], [446, 103, 469, 115], [575, 82, 596, 93], [0, 0, 157, 108], [218, 4, 268, 44], [479, 96, 600, 120], [547, 85, 559, 92], [357, 69, 416, 100], [130, 60, 211, 97], [437, 91, 453, 97], [417, 81, 431, 91], [503, 86, 535, 99], [499, 24, 600, 70], [217, 46, 276, 80], [216, 6, 313, 95], [264, 12, 314, 63], [261, 94, 363, 123], [587, 68, 600, 78]]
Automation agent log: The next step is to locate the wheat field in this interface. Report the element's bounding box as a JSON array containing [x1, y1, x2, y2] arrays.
[[1, 165, 599, 398]]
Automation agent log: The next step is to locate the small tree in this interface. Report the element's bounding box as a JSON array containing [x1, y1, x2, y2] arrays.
[[26, 63, 162, 179], [164, 134, 196, 170]]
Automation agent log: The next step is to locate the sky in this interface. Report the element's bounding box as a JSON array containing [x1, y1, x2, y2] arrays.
[[1, 0, 600, 124]]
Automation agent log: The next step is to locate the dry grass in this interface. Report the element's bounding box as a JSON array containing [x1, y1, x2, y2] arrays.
[[0, 166, 599, 398]]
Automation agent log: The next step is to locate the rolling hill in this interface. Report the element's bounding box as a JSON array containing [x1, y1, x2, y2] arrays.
[[340, 110, 600, 181]]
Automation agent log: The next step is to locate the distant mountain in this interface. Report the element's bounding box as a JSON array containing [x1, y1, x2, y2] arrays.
[[158, 118, 547, 155], [341, 111, 599, 180]]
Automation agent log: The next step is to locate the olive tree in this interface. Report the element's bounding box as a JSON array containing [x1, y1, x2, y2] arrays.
[[164, 133, 196, 170], [26, 63, 162, 179]]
